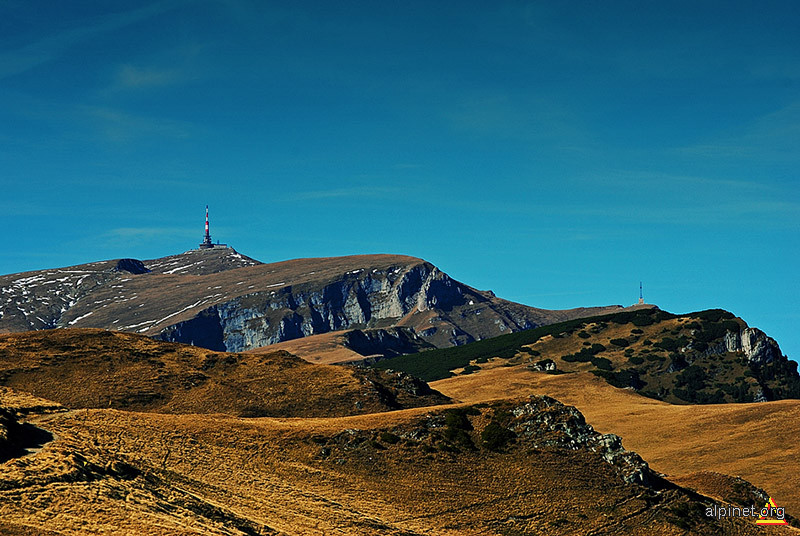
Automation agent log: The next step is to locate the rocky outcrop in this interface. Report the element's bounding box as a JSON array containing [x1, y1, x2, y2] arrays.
[[508, 396, 654, 486], [353, 368, 451, 409], [0, 407, 52, 463], [317, 396, 656, 487], [724, 327, 784, 366], [527, 358, 557, 372], [114, 259, 150, 275], [342, 328, 434, 359]]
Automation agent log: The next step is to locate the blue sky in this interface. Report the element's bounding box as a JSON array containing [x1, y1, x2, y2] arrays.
[[1, 1, 798, 361]]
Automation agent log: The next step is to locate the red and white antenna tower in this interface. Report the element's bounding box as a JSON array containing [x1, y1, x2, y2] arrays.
[[199, 205, 214, 249]]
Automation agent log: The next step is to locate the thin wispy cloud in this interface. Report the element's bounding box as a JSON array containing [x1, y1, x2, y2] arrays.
[[282, 186, 404, 202], [1, 78, 201, 147], [116, 65, 185, 89], [591, 170, 775, 192], [106, 227, 190, 238], [0, 201, 53, 217], [99, 227, 195, 247], [0, 1, 188, 80], [82, 105, 195, 142], [562, 200, 800, 225], [677, 101, 800, 161], [443, 91, 586, 143], [107, 41, 210, 93]]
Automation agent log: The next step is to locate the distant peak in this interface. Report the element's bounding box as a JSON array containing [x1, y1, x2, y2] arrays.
[[144, 248, 262, 275]]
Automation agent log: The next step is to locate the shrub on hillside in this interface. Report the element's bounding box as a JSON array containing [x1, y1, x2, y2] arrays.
[[609, 338, 630, 348], [676, 365, 707, 391], [669, 353, 689, 371], [481, 420, 515, 451], [562, 343, 606, 363], [460, 364, 480, 375], [442, 408, 477, 450], [591, 368, 645, 390], [655, 337, 679, 351], [693, 320, 740, 343], [631, 314, 658, 326], [591, 357, 613, 370], [562, 351, 591, 363], [673, 386, 725, 404], [690, 309, 735, 323], [721, 381, 755, 403], [379, 432, 400, 445]]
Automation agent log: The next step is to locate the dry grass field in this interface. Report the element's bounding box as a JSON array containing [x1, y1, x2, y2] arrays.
[[248, 331, 374, 365], [2, 328, 798, 534], [2, 396, 794, 535], [0, 329, 449, 417], [432, 365, 800, 516]]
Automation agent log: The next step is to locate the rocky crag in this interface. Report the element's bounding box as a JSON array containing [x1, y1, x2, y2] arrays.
[[0, 248, 628, 353], [381, 307, 798, 403], [319, 395, 657, 487]]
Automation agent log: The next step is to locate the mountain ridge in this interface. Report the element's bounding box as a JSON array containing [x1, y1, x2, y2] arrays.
[[375, 306, 798, 404], [0, 248, 636, 353]]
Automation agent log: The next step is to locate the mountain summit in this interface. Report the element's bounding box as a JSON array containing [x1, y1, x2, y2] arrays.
[[0, 249, 632, 353]]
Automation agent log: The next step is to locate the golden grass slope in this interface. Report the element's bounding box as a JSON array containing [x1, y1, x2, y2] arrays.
[[432, 365, 800, 517], [0, 329, 449, 417], [1, 329, 797, 535], [248, 330, 375, 364], [1, 397, 792, 535]]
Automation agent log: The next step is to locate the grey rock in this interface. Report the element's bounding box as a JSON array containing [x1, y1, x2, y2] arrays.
[[720, 327, 782, 365], [509, 396, 654, 486]]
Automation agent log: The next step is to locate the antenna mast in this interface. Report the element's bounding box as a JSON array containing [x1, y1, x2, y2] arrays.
[[199, 205, 214, 249], [638, 281, 644, 304]]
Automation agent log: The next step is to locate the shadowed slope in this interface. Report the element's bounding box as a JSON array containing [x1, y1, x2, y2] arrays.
[[0, 329, 449, 417]]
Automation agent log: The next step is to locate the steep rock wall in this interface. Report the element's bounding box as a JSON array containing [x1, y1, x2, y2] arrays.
[[158, 262, 521, 352], [723, 327, 784, 366]]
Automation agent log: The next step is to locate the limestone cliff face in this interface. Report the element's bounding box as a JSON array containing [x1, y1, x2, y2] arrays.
[[157, 261, 537, 352], [724, 327, 784, 366], [696, 326, 786, 368]]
